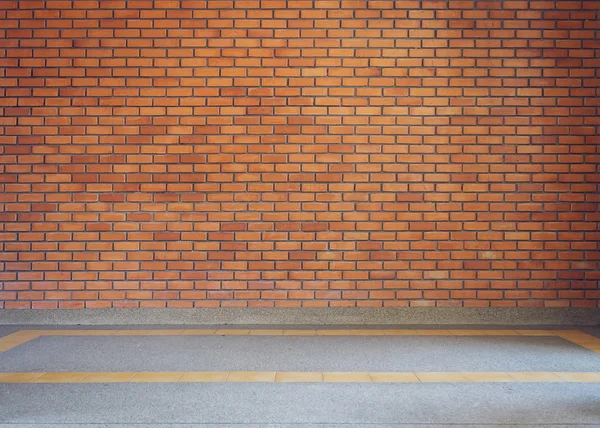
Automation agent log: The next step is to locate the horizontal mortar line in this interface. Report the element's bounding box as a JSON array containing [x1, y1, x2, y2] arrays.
[[0, 371, 599, 384]]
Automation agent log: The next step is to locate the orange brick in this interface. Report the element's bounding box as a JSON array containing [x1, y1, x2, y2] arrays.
[[0, 0, 596, 310]]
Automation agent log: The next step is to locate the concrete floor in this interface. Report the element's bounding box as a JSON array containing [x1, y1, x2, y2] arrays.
[[1, 325, 599, 427], [3, 335, 600, 372], [2, 383, 600, 426]]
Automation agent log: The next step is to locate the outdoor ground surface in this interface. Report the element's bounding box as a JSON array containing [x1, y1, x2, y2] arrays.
[[0, 325, 599, 427]]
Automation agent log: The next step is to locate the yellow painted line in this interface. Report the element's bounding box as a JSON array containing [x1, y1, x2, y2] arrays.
[[146, 330, 186, 336], [226, 371, 276, 382], [249, 329, 284, 336], [552, 331, 600, 353], [214, 329, 250, 336], [0, 371, 599, 384], [80, 372, 137, 383], [369, 372, 420, 382], [554, 372, 600, 382], [179, 372, 229, 382], [515, 330, 555, 336], [47, 330, 100, 336], [1, 329, 600, 356], [415, 372, 470, 382], [70, 330, 116, 336], [449, 330, 521, 336], [283, 329, 317, 336], [0, 372, 45, 383], [416, 330, 453, 336], [507, 372, 563, 382], [316, 330, 353, 336], [110, 330, 151, 336], [180, 329, 217, 336], [350, 329, 386, 336], [129, 372, 184, 382], [275, 372, 324, 382], [322, 372, 373, 382], [383, 329, 422, 336], [463, 372, 515, 382], [35, 372, 90, 383], [0, 331, 41, 353]]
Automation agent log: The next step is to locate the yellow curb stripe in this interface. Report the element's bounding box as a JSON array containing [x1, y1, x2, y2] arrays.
[[275, 372, 324, 382], [179, 372, 230, 382], [0, 371, 599, 384], [1, 329, 599, 356], [0, 331, 41, 353], [350, 330, 386, 336], [515, 330, 556, 336], [316, 330, 352, 336], [249, 330, 285, 336], [554, 372, 600, 382], [415, 330, 454, 336], [415, 372, 470, 382], [180, 329, 217, 336], [449, 330, 521, 336], [507, 372, 563, 382], [283, 329, 317, 336], [226, 371, 277, 382], [214, 329, 251, 336], [129, 372, 184, 382], [0, 372, 46, 383], [463, 372, 515, 382], [322, 372, 372, 382], [146, 330, 186, 336], [383, 329, 420, 336], [34, 372, 90, 383], [80, 372, 137, 383], [368, 372, 420, 382]]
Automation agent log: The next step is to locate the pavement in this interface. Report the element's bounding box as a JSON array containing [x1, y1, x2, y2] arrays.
[[0, 325, 599, 427]]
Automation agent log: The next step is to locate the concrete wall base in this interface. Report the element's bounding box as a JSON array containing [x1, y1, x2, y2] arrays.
[[0, 308, 598, 326]]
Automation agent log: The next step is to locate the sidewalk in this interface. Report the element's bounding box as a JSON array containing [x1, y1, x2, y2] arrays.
[[1, 325, 599, 427]]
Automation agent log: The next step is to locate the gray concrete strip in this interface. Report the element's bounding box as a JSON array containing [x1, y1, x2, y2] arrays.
[[0, 383, 599, 425], [1, 335, 599, 373], [2, 323, 594, 331], [0, 423, 598, 428], [0, 425, 597, 428], [1, 308, 599, 325]]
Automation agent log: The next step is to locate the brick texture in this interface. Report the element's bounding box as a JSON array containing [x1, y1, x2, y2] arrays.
[[0, 0, 599, 310]]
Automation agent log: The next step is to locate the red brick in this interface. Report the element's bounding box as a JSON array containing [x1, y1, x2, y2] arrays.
[[0, 1, 596, 310]]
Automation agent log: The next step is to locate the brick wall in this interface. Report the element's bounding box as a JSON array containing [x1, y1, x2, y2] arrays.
[[0, 0, 599, 310]]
